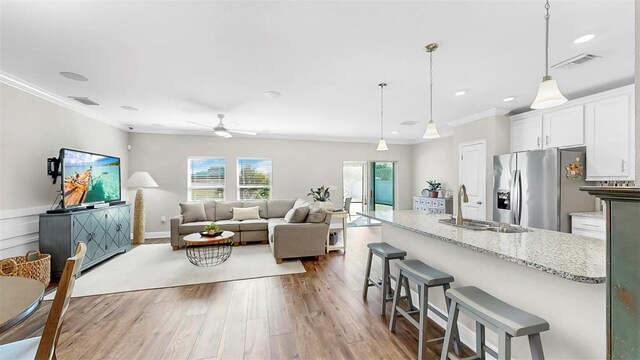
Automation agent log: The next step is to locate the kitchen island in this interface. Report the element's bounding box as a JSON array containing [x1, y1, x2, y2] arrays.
[[358, 210, 606, 359]]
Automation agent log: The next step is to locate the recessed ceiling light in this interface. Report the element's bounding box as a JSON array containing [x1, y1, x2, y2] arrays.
[[120, 105, 138, 111], [59, 72, 88, 81], [574, 34, 596, 44], [503, 96, 516, 102], [264, 91, 281, 98], [391, 130, 399, 134], [454, 90, 467, 96]]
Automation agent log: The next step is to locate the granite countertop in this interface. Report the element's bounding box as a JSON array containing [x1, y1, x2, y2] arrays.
[[570, 211, 605, 219], [357, 210, 605, 284]]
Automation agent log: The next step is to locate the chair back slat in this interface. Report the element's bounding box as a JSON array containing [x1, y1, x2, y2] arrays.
[[35, 242, 86, 360], [344, 197, 352, 212]]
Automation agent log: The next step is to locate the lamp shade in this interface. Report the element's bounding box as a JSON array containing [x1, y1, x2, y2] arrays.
[[531, 77, 568, 109], [376, 138, 389, 151], [422, 120, 440, 139], [127, 171, 158, 188]]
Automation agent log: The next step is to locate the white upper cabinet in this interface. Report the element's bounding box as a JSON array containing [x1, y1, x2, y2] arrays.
[[585, 92, 635, 181], [511, 115, 542, 153], [542, 105, 585, 149]]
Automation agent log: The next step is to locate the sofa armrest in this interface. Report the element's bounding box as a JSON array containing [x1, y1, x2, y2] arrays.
[[271, 223, 330, 260], [170, 215, 184, 249]]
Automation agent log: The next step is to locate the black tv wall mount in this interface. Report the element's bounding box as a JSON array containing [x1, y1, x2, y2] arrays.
[[47, 157, 61, 184]]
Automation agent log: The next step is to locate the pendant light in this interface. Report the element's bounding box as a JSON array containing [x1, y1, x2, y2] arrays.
[[422, 43, 440, 139], [531, 0, 567, 109], [376, 82, 389, 151]]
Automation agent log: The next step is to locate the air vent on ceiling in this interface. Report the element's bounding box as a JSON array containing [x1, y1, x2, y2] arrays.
[[68, 96, 100, 105], [551, 53, 601, 70], [400, 120, 420, 126]]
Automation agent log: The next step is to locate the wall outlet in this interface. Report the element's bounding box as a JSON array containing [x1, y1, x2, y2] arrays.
[[161, 216, 166, 223]]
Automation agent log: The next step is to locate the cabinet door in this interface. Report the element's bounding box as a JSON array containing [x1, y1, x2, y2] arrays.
[[117, 206, 131, 247], [585, 93, 635, 181], [543, 105, 584, 149], [511, 115, 543, 152]]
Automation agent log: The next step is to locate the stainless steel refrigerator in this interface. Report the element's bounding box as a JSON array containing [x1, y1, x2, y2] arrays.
[[493, 148, 596, 233]]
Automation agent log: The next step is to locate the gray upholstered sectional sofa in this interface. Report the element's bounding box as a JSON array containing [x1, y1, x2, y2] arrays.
[[170, 199, 332, 263]]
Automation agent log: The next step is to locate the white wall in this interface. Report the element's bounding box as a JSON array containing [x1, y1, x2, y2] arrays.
[[412, 116, 510, 217], [0, 83, 130, 257], [636, 1, 640, 183], [129, 132, 413, 233], [412, 135, 456, 196]]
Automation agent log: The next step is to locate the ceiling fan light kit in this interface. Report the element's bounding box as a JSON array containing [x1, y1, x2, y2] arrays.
[[422, 43, 440, 139], [531, 0, 568, 110], [376, 82, 389, 151]]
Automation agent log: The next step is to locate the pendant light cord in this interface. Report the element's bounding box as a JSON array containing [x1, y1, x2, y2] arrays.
[[379, 83, 385, 138], [429, 50, 434, 121], [544, 0, 550, 77]]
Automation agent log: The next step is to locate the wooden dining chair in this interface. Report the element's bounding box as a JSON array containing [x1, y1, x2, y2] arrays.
[[0, 242, 87, 360]]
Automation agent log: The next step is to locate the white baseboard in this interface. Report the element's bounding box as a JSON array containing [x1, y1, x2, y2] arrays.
[[146, 231, 170, 239], [130, 231, 170, 239]]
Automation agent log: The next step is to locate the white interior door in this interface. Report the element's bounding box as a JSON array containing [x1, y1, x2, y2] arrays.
[[459, 140, 487, 220]]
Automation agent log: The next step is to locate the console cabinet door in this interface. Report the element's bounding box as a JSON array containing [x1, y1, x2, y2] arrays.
[[542, 105, 585, 149], [511, 115, 543, 153], [585, 93, 635, 181]]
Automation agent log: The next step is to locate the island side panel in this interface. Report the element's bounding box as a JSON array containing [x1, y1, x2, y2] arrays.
[[382, 222, 606, 359]]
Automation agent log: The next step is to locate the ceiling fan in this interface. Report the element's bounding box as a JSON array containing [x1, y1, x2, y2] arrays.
[[187, 114, 257, 138]]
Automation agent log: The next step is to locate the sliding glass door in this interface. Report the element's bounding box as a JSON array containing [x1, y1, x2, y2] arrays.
[[343, 161, 367, 217], [371, 161, 395, 211]]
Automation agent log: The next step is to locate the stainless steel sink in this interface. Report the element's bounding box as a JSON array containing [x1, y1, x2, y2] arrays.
[[438, 218, 529, 233]]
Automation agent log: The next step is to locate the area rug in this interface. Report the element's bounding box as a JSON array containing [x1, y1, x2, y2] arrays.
[[44, 244, 305, 299]]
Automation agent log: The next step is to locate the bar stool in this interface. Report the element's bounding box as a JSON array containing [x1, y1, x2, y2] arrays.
[[389, 259, 460, 360], [362, 242, 407, 316], [441, 286, 549, 360]]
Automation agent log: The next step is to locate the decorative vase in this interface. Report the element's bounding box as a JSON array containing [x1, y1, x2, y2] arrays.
[[316, 201, 335, 210], [430, 191, 439, 198]]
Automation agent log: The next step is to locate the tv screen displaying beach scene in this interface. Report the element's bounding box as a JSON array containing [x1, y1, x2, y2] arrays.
[[61, 149, 121, 207]]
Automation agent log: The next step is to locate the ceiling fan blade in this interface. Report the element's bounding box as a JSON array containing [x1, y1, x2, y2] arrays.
[[187, 121, 213, 129], [228, 129, 257, 136]]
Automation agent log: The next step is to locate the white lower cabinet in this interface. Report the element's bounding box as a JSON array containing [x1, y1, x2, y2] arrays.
[[571, 215, 606, 241], [585, 92, 635, 181]]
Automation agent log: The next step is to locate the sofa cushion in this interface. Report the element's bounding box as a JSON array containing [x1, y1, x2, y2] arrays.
[[216, 201, 242, 220], [305, 206, 327, 223], [180, 202, 207, 223], [267, 199, 296, 218], [179, 221, 212, 235], [232, 206, 261, 221], [239, 219, 269, 231], [243, 200, 268, 219], [203, 200, 217, 221], [294, 198, 312, 209], [284, 206, 310, 223], [215, 220, 241, 232]]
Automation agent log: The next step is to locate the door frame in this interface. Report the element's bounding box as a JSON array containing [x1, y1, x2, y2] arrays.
[[458, 139, 487, 220], [370, 161, 397, 211]]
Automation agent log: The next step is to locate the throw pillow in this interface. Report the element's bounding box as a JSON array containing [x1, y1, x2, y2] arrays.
[[232, 206, 261, 221], [284, 206, 310, 223], [180, 202, 207, 223], [305, 206, 327, 223]]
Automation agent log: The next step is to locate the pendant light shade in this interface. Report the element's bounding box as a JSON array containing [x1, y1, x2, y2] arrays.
[[422, 43, 440, 139], [530, 0, 567, 109], [376, 83, 389, 151], [423, 121, 440, 139], [376, 138, 389, 151], [531, 76, 567, 109]]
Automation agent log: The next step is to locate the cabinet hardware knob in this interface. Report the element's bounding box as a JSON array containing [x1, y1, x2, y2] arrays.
[[476, 201, 483, 205], [537, 137, 541, 147], [545, 135, 550, 146]]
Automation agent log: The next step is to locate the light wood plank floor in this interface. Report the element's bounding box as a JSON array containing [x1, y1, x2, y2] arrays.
[[0, 226, 472, 359]]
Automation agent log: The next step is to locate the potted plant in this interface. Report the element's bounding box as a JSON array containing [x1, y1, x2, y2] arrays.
[[308, 185, 334, 209], [426, 180, 442, 198], [203, 223, 221, 236]]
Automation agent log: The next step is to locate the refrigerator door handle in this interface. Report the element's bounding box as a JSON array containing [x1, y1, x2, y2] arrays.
[[511, 170, 522, 225]]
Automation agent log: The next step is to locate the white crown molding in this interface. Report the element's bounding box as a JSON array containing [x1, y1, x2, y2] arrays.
[[0, 71, 127, 131], [445, 108, 511, 128]]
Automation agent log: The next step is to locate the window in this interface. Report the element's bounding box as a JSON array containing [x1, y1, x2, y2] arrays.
[[238, 159, 272, 200], [187, 158, 226, 200]]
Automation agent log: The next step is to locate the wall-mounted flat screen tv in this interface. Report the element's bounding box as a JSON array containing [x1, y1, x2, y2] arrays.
[[60, 148, 121, 208]]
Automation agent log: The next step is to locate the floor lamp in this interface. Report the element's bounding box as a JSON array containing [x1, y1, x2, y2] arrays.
[[127, 171, 158, 244]]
